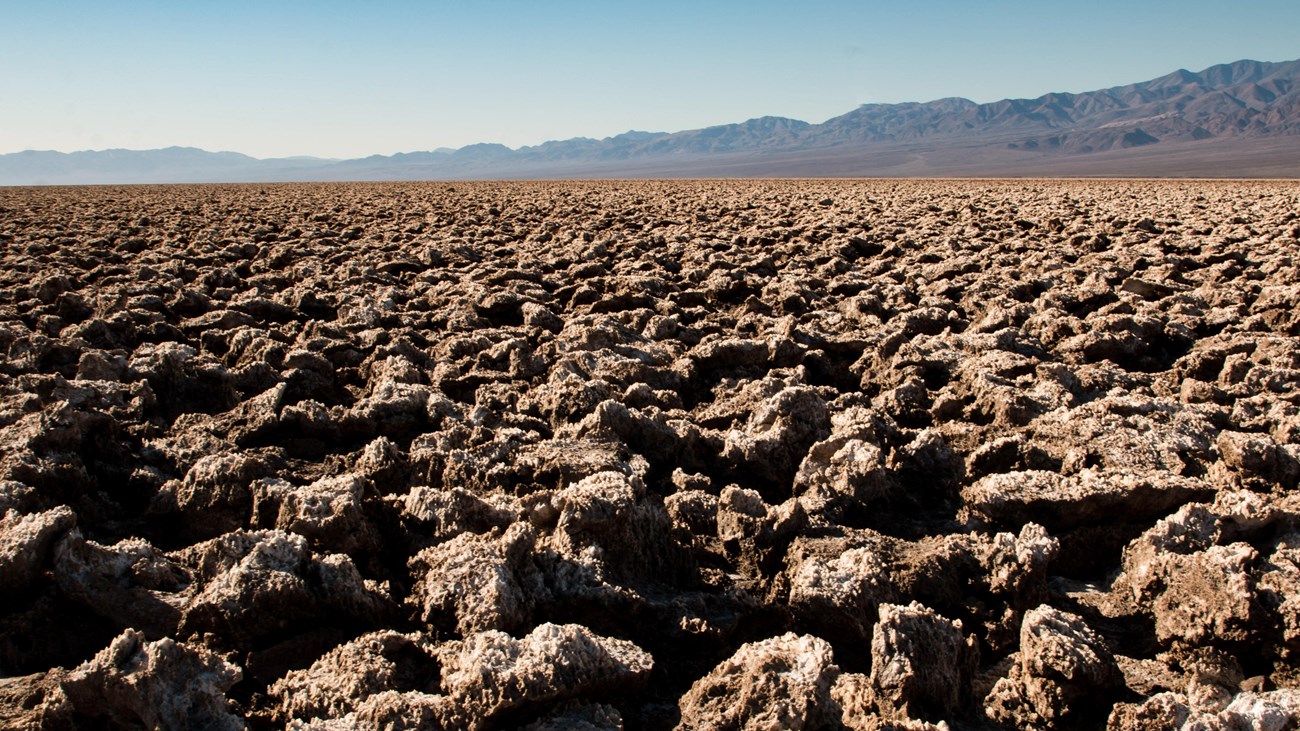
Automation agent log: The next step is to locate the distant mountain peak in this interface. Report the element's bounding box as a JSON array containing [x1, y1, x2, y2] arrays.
[[3, 56, 1298, 184]]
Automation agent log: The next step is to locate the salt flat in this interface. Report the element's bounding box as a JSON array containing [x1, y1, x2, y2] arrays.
[[2, 180, 1299, 729]]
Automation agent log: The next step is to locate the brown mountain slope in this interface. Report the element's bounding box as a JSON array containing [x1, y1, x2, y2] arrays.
[[806, 59, 1300, 154]]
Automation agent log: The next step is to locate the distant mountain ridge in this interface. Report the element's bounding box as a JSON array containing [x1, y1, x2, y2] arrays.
[[4, 57, 1299, 183]]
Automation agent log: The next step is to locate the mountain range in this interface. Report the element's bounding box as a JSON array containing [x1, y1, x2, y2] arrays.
[[4, 57, 1299, 184]]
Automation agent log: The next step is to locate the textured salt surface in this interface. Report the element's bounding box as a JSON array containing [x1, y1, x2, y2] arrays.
[[1, 180, 1299, 729]]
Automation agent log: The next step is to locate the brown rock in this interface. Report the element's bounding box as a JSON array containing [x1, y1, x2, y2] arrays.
[[170, 452, 269, 536], [521, 703, 624, 731], [787, 544, 894, 644], [53, 529, 190, 637], [722, 386, 831, 485], [0, 505, 75, 591], [1108, 689, 1300, 730], [251, 473, 373, 555], [1218, 430, 1300, 489], [175, 529, 393, 646], [269, 630, 439, 723], [437, 623, 654, 730], [677, 633, 839, 731], [1149, 543, 1258, 646], [664, 488, 718, 537], [985, 606, 1121, 728], [0, 671, 72, 731], [60, 629, 243, 731], [870, 601, 979, 722], [407, 522, 542, 634], [1259, 532, 1300, 657], [396, 485, 515, 546], [963, 469, 1213, 531]]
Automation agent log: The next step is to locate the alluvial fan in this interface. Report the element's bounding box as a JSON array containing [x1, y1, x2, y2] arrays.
[[1, 179, 1299, 730]]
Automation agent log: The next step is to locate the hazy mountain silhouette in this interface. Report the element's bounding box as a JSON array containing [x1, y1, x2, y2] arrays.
[[4, 58, 1298, 184]]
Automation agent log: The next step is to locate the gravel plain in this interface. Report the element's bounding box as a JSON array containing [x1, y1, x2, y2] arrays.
[[1, 179, 1299, 729]]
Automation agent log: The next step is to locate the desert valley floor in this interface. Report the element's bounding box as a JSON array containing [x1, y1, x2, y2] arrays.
[[2, 179, 1300, 730]]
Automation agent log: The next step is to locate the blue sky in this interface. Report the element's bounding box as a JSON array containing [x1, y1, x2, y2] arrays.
[[2, 1, 1297, 158]]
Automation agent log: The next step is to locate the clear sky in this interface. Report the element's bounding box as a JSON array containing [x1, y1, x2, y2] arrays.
[[3, 1, 1297, 159]]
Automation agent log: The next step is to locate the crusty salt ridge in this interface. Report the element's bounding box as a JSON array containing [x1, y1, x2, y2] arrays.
[[1, 179, 1298, 728]]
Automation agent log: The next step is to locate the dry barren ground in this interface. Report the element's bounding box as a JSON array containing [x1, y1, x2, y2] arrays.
[[1, 180, 1300, 730]]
